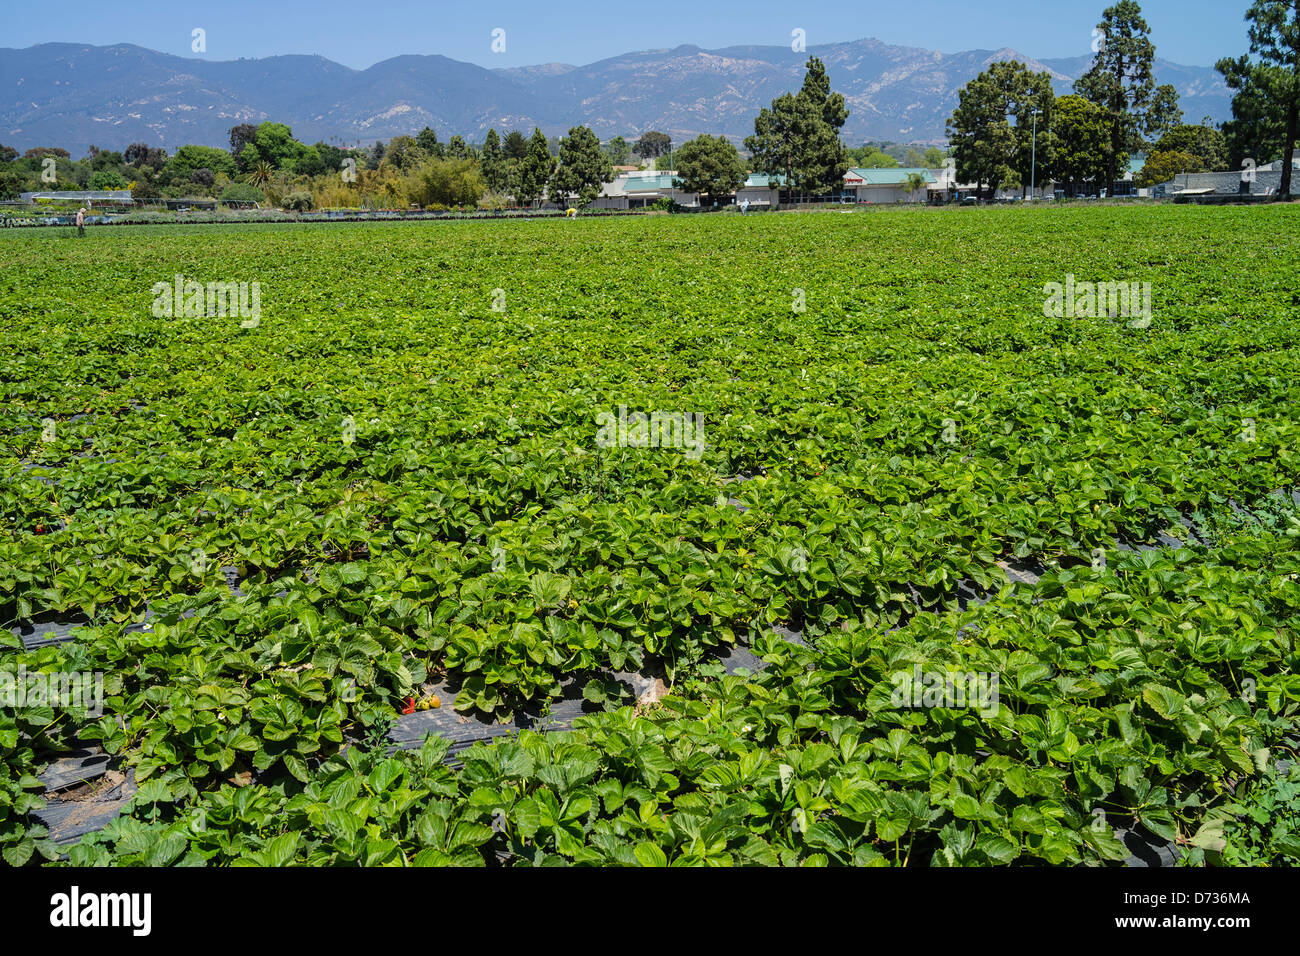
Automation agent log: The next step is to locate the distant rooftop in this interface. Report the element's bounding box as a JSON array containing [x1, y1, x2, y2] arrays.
[[622, 172, 678, 192], [845, 167, 936, 185]]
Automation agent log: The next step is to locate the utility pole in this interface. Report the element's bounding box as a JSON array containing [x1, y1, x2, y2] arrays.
[[1030, 108, 1042, 199]]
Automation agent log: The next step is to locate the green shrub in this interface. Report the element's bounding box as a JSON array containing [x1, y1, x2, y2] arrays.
[[1219, 762, 1300, 865], [88, 170, 127, 190], [282, 191, 314, 212], [219, 182, 265, 205]]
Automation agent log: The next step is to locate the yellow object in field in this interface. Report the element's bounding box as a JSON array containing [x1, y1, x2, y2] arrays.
[[566, 208, 577, 218]]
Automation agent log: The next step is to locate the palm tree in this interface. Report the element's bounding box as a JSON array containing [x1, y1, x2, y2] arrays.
[[246, 162, 273, 189]]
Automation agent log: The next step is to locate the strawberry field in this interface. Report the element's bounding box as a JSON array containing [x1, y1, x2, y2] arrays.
[[2, 205, 1299, 867]]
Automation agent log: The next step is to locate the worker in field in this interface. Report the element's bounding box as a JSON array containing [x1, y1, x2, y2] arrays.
[[76, 207, 86, 237]]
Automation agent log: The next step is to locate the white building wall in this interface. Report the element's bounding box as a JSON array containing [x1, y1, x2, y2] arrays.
[[625, 191, 699, 207], [736, 187, 780, 206], [855, 185, 909, 203]]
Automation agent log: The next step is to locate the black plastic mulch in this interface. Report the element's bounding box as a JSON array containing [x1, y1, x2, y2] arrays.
[[11, 476, 1283, 860]]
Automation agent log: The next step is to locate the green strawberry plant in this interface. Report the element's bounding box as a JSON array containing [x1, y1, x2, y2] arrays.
[[1, 204, 1298, 864]]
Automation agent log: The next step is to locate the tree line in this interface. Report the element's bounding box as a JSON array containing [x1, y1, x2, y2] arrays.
[[947, 0, 1299, 199], [0, 122, 637, 210], [2, 1, 1295, 208]]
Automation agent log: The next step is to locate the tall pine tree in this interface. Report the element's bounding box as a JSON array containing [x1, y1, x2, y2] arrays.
[[1074, 1, 1156, 195], [516, 128, 556, 207], [745, 57, 850, 200], [416, 127, 445, 159], [948, 61, 1054, 198], [481, 129, 507, 193], [551, 126, 614, 207], [1221, 0, 1300, 197]]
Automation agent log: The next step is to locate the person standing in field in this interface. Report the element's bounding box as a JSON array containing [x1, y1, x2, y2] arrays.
[[76, 207, 86, 237]]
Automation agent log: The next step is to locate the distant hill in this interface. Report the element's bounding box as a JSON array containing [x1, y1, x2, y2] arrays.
[[0, 39, 1232, 154]]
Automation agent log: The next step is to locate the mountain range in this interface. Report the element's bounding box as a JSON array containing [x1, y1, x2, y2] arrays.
[[0, 39, 1232, 154]]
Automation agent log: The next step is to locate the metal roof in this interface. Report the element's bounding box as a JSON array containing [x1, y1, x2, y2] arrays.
[[845, 167, 937, 186], [605, 170, 787, 195], [622, 172, 677, 192], [1171, 169, 1288, 195]]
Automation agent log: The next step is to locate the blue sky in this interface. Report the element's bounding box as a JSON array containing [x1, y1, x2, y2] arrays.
[[0, 0, 1254, 70]]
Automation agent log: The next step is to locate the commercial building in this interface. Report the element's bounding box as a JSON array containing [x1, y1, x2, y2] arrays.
[[593, 167, 936, 209], [1153, 169, 1291, 199], [842, 167, 935, 203]]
